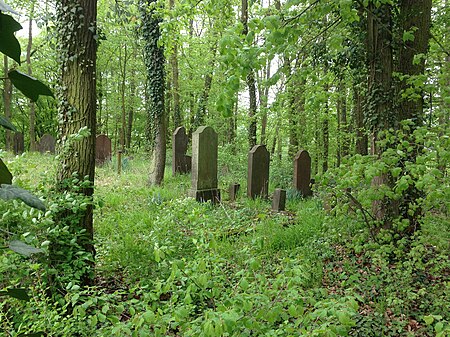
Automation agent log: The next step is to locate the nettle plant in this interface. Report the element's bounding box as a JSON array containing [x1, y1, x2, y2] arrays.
[[0, 1, 53, 307]]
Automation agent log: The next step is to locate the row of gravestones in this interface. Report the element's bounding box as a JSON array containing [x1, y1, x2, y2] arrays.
[[12, 133, 113, 165], [173, 125, 313, 211], [11, 133, 56, 155]]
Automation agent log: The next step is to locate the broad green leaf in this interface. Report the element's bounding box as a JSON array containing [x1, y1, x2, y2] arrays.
[[0, 114, 17, 131], [0, 184, 46, 211], [8, 70, 54, 102], [18, 333, 45, 337], [0, 287, 30, 301], [0, 13, 22, 64], [423, 315, 434, 325], [0, 159, 13, 184], [9, 240, 44, 256]]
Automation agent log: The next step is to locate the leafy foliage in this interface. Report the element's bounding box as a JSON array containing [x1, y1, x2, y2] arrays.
[[8, 70, 54, 103]]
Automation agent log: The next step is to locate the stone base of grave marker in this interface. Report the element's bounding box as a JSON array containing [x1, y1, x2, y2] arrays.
[[229, 183, 240, 202], [272, 188, 286, 212], [189, 188, 221, 204]]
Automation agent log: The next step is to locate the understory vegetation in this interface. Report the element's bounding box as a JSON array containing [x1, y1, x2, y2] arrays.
[[1, 149, 449, 337]]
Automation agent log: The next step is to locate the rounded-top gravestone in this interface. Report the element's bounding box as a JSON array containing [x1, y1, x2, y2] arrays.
[[96, 134, 112, 166], [247, 144, 270, 199], [38, 134, 56, 154], [294, 150, 312, 197], [189, 126, 220, 203]]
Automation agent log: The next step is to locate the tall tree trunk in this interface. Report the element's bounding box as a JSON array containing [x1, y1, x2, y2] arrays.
[[126, 58, 136, 150], [354, 83, 368, 155], [242, 0, 257, 149], [367, 2, 394, 154], [397, 0, 432, 124], [194, 43, 217, 130], [27, 3, 37, 151], [395, 0, 433, 234], [169, 0, 181, 128], [140, 0, 166, 186], [259, 60, 270, 144], [120, 44, 127, 151], [322, 79, 329, 173], [3, 56, 12, 151], [97, 70, 103, 134], [56, 0, 98, 284]]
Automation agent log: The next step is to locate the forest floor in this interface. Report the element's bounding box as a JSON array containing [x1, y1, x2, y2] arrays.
[[2, 152, 450, 336]]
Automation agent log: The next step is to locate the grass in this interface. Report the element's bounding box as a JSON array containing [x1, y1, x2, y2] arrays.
[[2, 152, 449, 336]]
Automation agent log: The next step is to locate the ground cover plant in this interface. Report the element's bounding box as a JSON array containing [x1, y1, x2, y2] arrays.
[[1, 150, 449, 337]]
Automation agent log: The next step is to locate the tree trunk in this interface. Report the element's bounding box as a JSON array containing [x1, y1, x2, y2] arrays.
[[170, 0, 181, 128], [56, 0, 98, 283], [194, 43, 217, 130], [354, 83, 368, 155], [27, 4, 37, 151], [3, 56, 12, 151], [397, 0, 432, 124], [140, 0, 166, 186], [242, 0, 257, 149], [120, 44, 127, 152], [322, 79, 329, 173], [126, 60, 136, 150], [259, 60, 270, 144]]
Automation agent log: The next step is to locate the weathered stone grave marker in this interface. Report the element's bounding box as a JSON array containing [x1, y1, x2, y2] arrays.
[[294, 150, 312, 197], [247, 144, 269, 199], [189, 126, 220, 203], [172, 126, 191, 175], [229, 183, 240, 202], [96, 134, 112, 166], [272, 188, 286, 212], [13, 133, 24, 155], [38, 134, 55, 154]]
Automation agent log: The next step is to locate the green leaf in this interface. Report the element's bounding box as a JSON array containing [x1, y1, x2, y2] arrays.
[[0, 114, 17, 131], [9, 240, 44, 256], [0, 159, 13, 185], [0, 13, 22, 64], [0, 287, 30, 301], [18, 333, 45, 337], [337, 310, 356, 326], [435, 322, 444, 333], [0, 184, 46, 211], [423, 315, 434, 325], [8, 70, 54, 102]]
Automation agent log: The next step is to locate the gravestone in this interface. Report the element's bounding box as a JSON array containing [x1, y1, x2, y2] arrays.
[[294, 150, 312, 197], [189, 126, 220, 203], [228, 183, 240, 202], [96, 134, 112, 166], [13, 133, 24, 155], [247, 145, 270, 199], [172, 126, 191, 175], [38, 134, 55, 154], [272, 188, 286, 212]]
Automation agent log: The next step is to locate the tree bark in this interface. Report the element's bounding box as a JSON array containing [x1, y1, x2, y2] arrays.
[[169, 0, 181, 128], [242, 0, 257, 149], [354, 83, 368, 155], [3, 56, 12, 151], [120, 44, 127, 151], [141, 0, 166, 186], [27, 4, 37, 151], [397, 0, 432, 124], [56, 0, 98, 282], [259, 60, 270, 144]]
